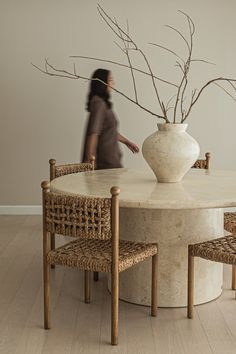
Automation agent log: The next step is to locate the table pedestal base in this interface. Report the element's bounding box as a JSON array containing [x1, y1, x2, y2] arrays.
[[110, 208, 224, 307]]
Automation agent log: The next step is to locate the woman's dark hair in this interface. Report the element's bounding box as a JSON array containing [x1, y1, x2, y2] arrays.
[[86, 68, 112, 111]]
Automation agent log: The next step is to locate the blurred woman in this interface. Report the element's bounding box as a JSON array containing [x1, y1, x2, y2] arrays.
[[82, 68, 139, 169]]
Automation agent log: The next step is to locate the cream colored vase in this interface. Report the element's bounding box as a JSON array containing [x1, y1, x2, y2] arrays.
[[142, 123, 200, 182]]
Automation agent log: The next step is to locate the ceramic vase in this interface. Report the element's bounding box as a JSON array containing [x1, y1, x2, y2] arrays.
[[142, 123, 200, 183]]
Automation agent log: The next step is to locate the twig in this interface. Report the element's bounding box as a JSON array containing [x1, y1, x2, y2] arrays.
[[172, 11, 194, 122], [115, 18, 138, 102], [213, 82, 236, 101], [166, 24, 191, 53], [149, 43, 185, 64], [182, 77, 236, 121], [97, 5, 169, 121], [32, 59, 166, 120], [191, 59, 215, 65], [69, 55, 178, 87]]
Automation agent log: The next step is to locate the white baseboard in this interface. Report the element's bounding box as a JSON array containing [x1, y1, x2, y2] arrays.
[[0, 206, 42, 215]]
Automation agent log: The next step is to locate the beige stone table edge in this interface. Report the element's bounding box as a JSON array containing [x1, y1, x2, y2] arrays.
[[50, 168, 236, 307]]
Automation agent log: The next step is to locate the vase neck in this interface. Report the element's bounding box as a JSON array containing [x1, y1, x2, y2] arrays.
[[157, 123, 188, 132]]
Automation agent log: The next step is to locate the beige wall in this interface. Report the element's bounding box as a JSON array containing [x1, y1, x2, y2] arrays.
[[1, 0, 236, 206]]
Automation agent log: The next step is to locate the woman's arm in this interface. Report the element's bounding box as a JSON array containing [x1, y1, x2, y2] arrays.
[[85, 133, 98, 164], [117, 133, 139, 153]]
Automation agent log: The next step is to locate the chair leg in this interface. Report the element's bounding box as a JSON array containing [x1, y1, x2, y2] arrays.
[[50, 233, 55, 269], [232, 265, 236, 290], [44, 260, 51, 329], [84, 270, 91, 304], [187, 247, 194, 319], [93, 271, 99, 281], [111, 271, 119, 345], [151, 253, 158, 316]]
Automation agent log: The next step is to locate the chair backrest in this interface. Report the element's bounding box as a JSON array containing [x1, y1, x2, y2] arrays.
[[49, 157, 95, 180], [41, 181, 119, 241], [192, 152, 211, 170]]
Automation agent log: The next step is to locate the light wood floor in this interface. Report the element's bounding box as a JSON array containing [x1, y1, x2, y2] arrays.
[[0, 215, 236, 354]]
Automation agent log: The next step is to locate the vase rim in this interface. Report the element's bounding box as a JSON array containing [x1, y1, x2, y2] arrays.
[[157, 122, 188, 131], [157, 122, 188, 127]]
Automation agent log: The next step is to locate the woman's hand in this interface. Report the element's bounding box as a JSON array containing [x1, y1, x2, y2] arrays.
[[125, 140, 139, 153], [117, 133, 139, 153]]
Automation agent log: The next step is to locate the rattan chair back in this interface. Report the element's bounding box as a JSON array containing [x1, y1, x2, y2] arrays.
[[192, 152, 211, 169], [44, 190, 112, 240], [49, 158, 95, 180]]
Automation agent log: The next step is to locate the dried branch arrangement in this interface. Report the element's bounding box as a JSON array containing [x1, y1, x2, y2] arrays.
[[32, 5, 236, 123]]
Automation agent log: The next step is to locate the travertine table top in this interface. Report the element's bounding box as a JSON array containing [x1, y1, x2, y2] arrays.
[[50, 168, 236, 209]]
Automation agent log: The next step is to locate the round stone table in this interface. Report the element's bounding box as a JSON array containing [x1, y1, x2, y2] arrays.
[[50, 168, 236, 307]]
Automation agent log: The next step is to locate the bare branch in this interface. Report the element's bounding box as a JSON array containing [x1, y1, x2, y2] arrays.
[[166, 94, 177, 111], [115, 18, 138, 102], [114, 41, 126, 54], [31, 59, 167, 120], [73, 62, 76, 76], [45, 59, 77, 78], [149, 43, 185, 63], [213, 82, 236, 102], [171, 11, 195, 122], [126, 19, 130, 50], [98, 5, 134, 46], [228, 80, 236, 92], [31, 62, 78, 80], [69, 55, 178, 87], [180, 70, 188, 119], [97, 5, 169, 121], [175, 61, 185, 74], [183, 77, 236, 121], [178, 10, 195, 35], [191, 59, 215, 65], [165, 24, 191, 53], [166, 106, 174, 113], [181, 89, 196, 122]]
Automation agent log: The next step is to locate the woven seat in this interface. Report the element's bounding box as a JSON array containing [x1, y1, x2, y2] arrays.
[[41, 182, 158, 345], [187, 234, 236, 319], [47, 238, 157, 273], [192, 152, 211, 169], [189, 235, 236, 265]]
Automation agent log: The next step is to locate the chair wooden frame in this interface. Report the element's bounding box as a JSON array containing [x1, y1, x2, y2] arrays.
[[41, 181, 158, 345]]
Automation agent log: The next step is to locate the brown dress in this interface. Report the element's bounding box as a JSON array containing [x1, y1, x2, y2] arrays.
[[82, 95, 123, 169]]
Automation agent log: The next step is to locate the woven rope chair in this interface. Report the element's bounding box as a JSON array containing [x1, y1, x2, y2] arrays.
[[48, 157, 99, 280], [192, 152, 211, 169], [41, 181, 158, 345], [192, 152, 236, 290], [224, 213, 236, 290], [187, 234, 236, 318]]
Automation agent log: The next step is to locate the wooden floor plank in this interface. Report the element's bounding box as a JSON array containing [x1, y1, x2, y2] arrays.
[[197, 299, 236, 354]]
